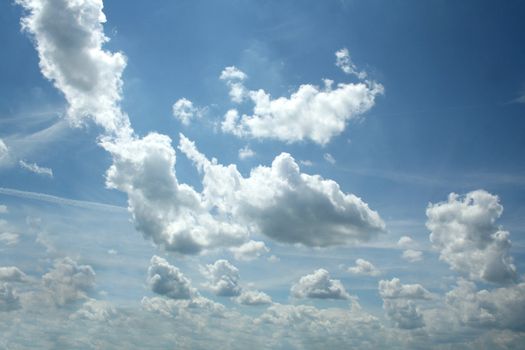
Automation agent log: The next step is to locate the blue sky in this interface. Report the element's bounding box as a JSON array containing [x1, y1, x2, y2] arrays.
[[1, 0, 525, 348]]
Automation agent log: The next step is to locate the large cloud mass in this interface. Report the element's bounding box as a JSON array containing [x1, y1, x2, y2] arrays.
[[426, 190, 517, 284]]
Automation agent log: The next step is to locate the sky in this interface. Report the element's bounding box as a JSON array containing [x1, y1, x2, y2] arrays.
[[0, 0, 525, 348]]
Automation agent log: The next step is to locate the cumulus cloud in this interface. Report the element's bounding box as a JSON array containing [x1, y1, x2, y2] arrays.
[[238, 145, 255, 160], [102, 133, 248, 254], [0, 266, 27, 282], [378, 278, 431, 329], [446, 279, 525, 331], [17, 0, 132, 138], [19, 160, 53, 177], [201, 259, 241, 297], [402, 249, 423, 263], [220, 66, 248, 103], [347, 258, 380, 276], [397, 235, 416, 249], [291, 269, 350, 300], [147, 256, 195, 299], [220, 51, 382, 145], [426, 190, 517, 284], [42, 257, 96, 306], [179, 134, 385, 247], [230, 240, 269, 261], [70, 299, 117, 322], [335, 48, 367, 79], [172, 98, 204, 125], [235, 289, 272, 306], [0, 283, 21, 312]]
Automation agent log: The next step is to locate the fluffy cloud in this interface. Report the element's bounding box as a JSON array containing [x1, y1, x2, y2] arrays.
[[426, 190, 517, 284], [235, 290, 272, 306], [0, 266, 27, 282], [70, 299, 117, 322], [179, 134, 385, 247], [147, 256, 195, 299], [19, 160, 53, 177], [102, 133, 248, 254], [17, 0, 132, 138], [397, 235, 416, 249], [201, 259, 241, 297], [291, 269, 350, 300], [347, 258, 380, 276], [220, 51, 383, 145], [230, 240, 269, 261], [220, 66, 248, 103], [238, 145, 255, 160], [172, 98, 204, 125], [42, 257, 96, 306], [335, 48, 367, 79], [402, 249, 423, 263], [379, 278, 431, 330]]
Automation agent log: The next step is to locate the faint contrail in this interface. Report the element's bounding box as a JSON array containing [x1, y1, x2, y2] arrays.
[[0, 187, 126, 212]]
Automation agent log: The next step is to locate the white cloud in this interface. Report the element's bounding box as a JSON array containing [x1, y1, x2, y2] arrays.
[[335, 48, 367, 79], [172, 98, 204, 125], [0, 139, 9, 166], [221, 79, 383, 145], [0, 232, 19, 246], [0, 283, 20, 312], [378, 278, 432, 300], [179, 134, 385, 247], [230, 240, 269, 261], [397, 235, 415, 249], [238, 145, 255, 160], [19, 160, 53, 177], [426, 190, 517, 284], [42, 257, 96, 306], [17, 0, 132, 139], [291, 269, 350, 300], [378, 278, 431, 330], [299, 160, 313, 167], [446, 279, 525, 331], [147, 256, 195, 299], [323, 153, 336, 165], [201, 259, 241, 297], [102, 133, 248, 254], [402, 249, 423, 263], [235, 289, 272, 306], [220, 66, 248, 103], [347, 258, 380, 276], [70, 299, 117, 322], [0, 267, 27, 282]]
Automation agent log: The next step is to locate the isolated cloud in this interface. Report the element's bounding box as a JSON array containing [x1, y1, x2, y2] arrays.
[[172, 98, 204, 125], [17, 0, 132, 138], [19, 160, 53, 177], [179, 134, 385, 247], [0, 139, 9, 166], [220, 51, 382, 145], [323, 153, 336, 165], [335, 48, 367, 79], [426, 190, 517, 284], [71, 299, 117, 322], [238, 145, 255, 160], [235, 290, 272, 306], [291, 269, 350, 300], [347, 258, 380, 276], [42, 257, 96, 306], [397, 235, 416, 249], [220, 66, 248, 103], [0, 266, 27, 282], [402, 249, 423, 263], [201, 259, 241, 297], [230, 240, 269, 261], [147, 256, 194, 299]]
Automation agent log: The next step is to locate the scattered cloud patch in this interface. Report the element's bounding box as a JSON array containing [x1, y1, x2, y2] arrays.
[[172, 98, 205, 125], [230, 240, 269, 261], [323, 153, 336, 165], [397, 235, 416, 249], [235, 289, 272, 306], [0, 266, 27, 282], [291, 269, 350, 300], [19, 160, 53, 177], [238, 145, 255, 160], [347, 258, 380, 276], [220, 66, 248, 103], [335, 48, 367, 79], [201, 259, 241, 297], [426, 190, 517, 284], [402, 249, 423, 263], [147, 256, 195, 299]]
